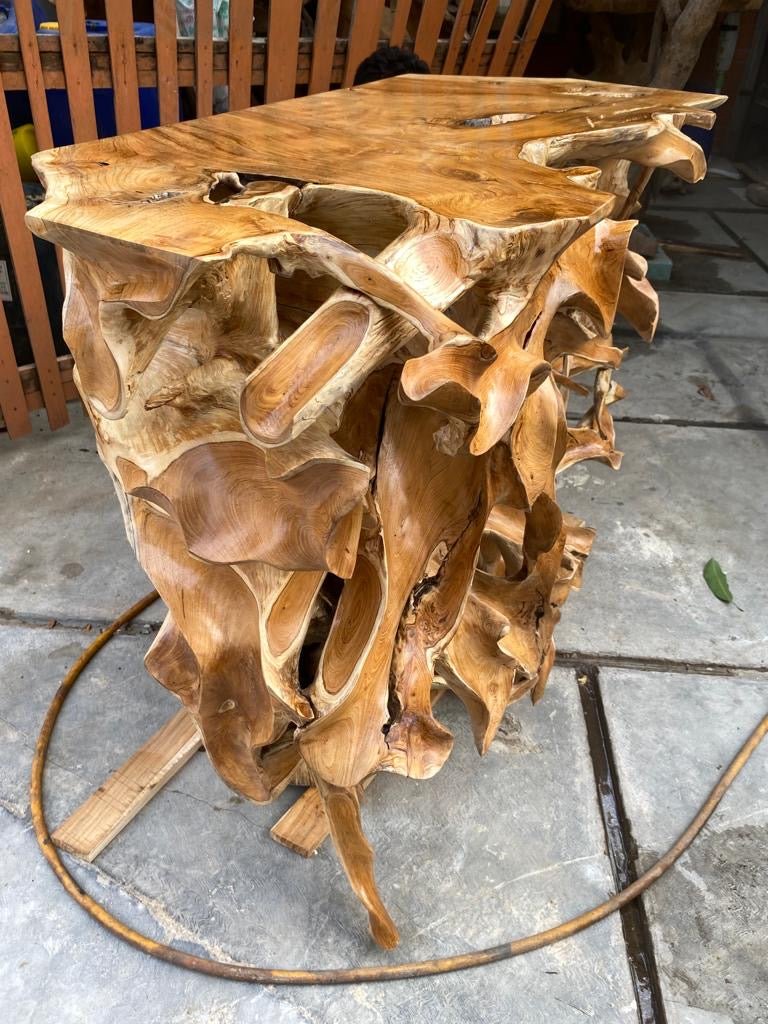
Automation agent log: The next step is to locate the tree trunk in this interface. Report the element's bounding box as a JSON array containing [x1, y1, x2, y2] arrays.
[[652, 0, 723, 89]]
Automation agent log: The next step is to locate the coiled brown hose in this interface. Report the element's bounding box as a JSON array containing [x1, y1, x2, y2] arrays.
[[30, 589, 768, 985]]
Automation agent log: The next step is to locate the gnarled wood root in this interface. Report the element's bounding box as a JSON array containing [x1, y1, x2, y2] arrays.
[[28, 76, 722, 949]]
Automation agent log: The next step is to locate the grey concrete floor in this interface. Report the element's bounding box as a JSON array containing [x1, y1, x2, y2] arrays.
[[1, 173, 767, 1024]]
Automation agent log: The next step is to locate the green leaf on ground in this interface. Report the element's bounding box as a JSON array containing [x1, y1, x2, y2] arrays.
[[703, 558, 733, 604]]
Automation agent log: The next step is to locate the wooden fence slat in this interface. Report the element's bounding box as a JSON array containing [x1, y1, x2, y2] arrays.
[[194, 0, 214, 116], [511, 0, 553, 75], [14, 356, 79, 415], [441, 0, 474, 74], [16, 1, 64, 290], [227, 0, 254, 110], [414, 0, 448, 65], [154, 0, 180, 124], [308, 0, 342, 95], [105, 0, 142, 133], [461, 0, 497, 75], [343, 0, 386, 87], [388, 0, 412, 47], [0, 77, 67, 429], [0, 302, 32, 438], [57, 0, 98, 141], [265, 0, 302, 103], [487, 0, 526, 76], [15, 0, 53, 150]]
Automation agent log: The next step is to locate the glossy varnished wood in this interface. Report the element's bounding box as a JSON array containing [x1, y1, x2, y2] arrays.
[[28, 76, 722, 948]]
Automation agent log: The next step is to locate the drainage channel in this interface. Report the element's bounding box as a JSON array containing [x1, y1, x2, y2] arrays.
[[577, 665, 667, 1024]]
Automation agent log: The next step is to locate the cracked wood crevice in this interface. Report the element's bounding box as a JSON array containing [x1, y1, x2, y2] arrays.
[[27, 74, 723, 949]]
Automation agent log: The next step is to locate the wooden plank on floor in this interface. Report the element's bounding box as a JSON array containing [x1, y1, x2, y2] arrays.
[[461, 0, 497, 75], [308, 0, 342, 94], [194, 0, 214, 116], [511, 0, 553, 75], [265, 0, 303, 103], [57, 0, 98, 141], [271, 777, 374, 858], [487, 0, 525, 76], [343, 0, 386, 87], [441, 0, 473, 74], [0, 76, 68, 430], [227, 0, 254, 110], [154, 0, 180, 124], [52, 710, 202, 862], [105, 0, 142, 133]]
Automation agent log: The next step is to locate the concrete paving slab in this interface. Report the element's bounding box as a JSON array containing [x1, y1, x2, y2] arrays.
[[568, 334, 766, 426], [556, 424, 768, 668], [656, 249, 768, 296], [643, 211, 735, 247], [643, 291, 768, 341], [716, 211, 768, 268], [600, 668, 768, 1024], [0, 620, 639, 1023], [0, 813, 304, 1024], [0, 624, 170, 822], [649, 178, 754, 213], [0, 408, 156, 625]]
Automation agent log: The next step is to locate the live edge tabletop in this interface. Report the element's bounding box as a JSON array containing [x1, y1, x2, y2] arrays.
[[28, 76, 723, 949]]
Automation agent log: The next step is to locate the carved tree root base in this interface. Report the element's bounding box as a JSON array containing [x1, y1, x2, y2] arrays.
[[29, 76, 721, 949]]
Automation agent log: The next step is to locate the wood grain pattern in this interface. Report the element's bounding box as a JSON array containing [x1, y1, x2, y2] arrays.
[[52, 710, 202, 861], [105, 0, 142, 134], [28, 75, 722, 947], [154, 0, 180, 125]]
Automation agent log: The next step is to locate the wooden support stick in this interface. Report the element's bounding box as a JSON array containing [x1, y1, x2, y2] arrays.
[[271, 777, 373, 858], [52, 709, 202, 862], [271, 691, 447, 858]]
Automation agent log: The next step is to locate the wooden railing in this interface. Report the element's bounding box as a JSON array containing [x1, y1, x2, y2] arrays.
[[0, 0, 552, 438]]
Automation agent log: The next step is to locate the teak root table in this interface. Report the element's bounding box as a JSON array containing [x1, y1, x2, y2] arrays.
[[28, 75, 723, 949]]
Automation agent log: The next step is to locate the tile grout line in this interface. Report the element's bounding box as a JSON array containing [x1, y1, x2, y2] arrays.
[[576, 664, 668, 1024], [656, 287, 768, 298], [2, 615, 765, 679], [565, 414, 768, 431], [650, 203, 768, 216], [0, 610, 162, 635], [556, 650, 767, 678]]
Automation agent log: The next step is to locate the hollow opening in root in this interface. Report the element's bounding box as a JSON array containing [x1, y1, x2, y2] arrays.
[[461, 112, 536, 128], [292, 189, 412, 259]]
